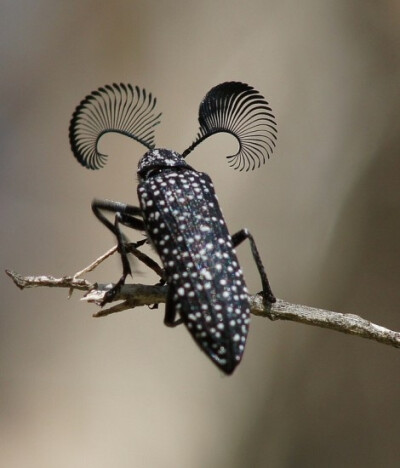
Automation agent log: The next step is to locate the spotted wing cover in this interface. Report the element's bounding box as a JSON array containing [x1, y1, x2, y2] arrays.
[[137, 169, 250, 374]]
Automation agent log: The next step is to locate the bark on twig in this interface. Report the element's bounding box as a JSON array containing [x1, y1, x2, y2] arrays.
[[6, 262, 400, 349]]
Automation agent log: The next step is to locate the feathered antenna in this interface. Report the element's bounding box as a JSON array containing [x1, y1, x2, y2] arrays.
[[182, 82, 277, 171], [69, 83, 162, 170]]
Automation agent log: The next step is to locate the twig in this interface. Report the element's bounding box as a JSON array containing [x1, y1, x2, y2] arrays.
[[72, 244, 118, 279], [5, 260, 400, 349], [5, 269, 93, 291], [250, 295, 400, 348]]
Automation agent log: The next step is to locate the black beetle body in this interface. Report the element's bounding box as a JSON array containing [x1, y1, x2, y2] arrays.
[[137, 149, 250, 373], [69, 81, 277, 374]]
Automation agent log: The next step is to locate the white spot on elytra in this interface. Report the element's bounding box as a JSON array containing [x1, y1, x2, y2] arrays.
[[200, 269, 212, 281]]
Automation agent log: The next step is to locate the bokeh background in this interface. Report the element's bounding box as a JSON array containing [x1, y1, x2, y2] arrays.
[[1, 1, 400, 467]]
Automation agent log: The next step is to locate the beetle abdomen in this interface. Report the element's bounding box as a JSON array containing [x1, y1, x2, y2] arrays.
[[138, 166, 250, 374]]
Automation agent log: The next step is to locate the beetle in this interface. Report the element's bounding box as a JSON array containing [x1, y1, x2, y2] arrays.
[[69, 81, 277, 374]]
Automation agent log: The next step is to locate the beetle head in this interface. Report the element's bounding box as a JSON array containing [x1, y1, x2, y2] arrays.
[[137, 149, 190, 180]]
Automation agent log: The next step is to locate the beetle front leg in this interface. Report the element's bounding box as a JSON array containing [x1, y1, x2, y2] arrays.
[[101, 212, 133, 305], [91, 199, 147, 305], [231, 228, 276, 304]]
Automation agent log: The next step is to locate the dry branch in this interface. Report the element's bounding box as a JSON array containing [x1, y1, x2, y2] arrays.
[[5, 246, 400, 350]]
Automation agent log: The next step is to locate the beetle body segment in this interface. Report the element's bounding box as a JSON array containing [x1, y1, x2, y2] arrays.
[[137, 149, 250, 374]]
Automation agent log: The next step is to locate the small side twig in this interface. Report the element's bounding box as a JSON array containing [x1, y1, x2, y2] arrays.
[[72, 244, 118, 279], [6, 255, 400, 350]]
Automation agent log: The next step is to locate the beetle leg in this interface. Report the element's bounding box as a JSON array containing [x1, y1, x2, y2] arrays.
[[92, 199, 145, 234], [231, 228, 276, 303], [126, 243, 166, 281], [164, 286, 184, 327], [91, 199, 164, 305], [101, 212, 132, 305]]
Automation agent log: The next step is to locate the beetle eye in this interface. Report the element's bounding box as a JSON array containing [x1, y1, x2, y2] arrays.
[[145, 168, 163, 178], [138, 166, 164, 179]]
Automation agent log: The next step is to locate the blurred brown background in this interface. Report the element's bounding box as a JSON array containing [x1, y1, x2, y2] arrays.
[[1, 1, 400, 467]]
